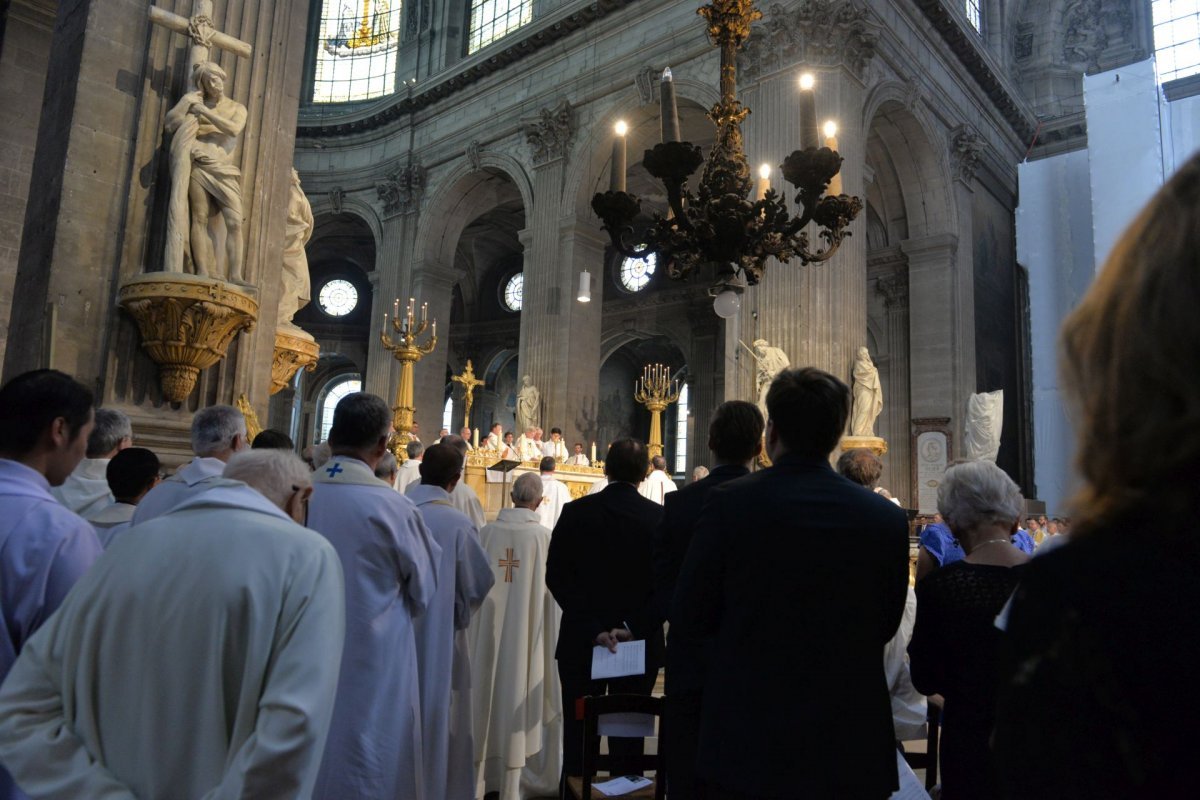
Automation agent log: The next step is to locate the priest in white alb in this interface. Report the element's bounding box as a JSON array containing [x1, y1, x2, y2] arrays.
[[485, 423, 503, 451], [470, 472, 563, 800], [132, 405, 248, 524], [307, 393, 441, 800], [565, 442, 590, 466], [637, 454, 678, 505], [408, 444, 494, 799], [413, 434, 486, 531], [542, 427, 568, 461], [0, 449, 345, 799], [50, 408, 131, 517], [394, 440, 424, 494], [536, 456, 573, 531], [516, 427, 540, 462]]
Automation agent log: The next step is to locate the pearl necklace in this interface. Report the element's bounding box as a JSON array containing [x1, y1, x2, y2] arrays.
[[967, 538, 1011, 555]]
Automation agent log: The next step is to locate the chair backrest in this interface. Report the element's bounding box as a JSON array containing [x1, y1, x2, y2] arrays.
[[578, 693, 665, 800]]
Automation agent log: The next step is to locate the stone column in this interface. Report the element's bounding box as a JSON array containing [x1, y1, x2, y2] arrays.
[[873, 260, 911, 504], [685, 299, 723, 473], [410, 263, 459, 438], [901, 233, 969, 438], [516, 100, 582, 435], [556, 220, 606, 443], [365, 208, 414, 398]]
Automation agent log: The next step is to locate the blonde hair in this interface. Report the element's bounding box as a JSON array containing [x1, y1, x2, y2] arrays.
[[1060, 154, 1200, 530]]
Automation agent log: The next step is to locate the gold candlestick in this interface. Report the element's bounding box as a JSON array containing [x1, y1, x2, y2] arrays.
[[451, 359, 485, 429], [380, 297, 438, 461], [634, 362, 680, 459]]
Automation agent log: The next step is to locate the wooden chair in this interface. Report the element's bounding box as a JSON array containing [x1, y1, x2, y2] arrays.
[[565, 693, 666, 800], [902, 694, 943, 791]]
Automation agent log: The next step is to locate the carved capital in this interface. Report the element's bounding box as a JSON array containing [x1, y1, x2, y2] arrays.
[[875, 272, 909, 310], [328, 186, 344, 215], [118, 274, 258, 403], [740, 0, 879, 83], [376, 160, 426, 216], [635, 67, 656, 105], [271, 328, 321, 394], [466, 140, 482, 171], [950, 123, 986, 184], [523, 100, 574, 166]]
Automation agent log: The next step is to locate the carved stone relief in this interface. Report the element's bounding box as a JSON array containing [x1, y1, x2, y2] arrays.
[[740, 0, 879, 83], [949, 124, 986, 184], [522, 99, 574, 166], [1062, 0, 1136, 73], [376, 160, 426, 216]]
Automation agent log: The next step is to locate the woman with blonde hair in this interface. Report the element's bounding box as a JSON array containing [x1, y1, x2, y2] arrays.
[[993, 155, 1200, 797]]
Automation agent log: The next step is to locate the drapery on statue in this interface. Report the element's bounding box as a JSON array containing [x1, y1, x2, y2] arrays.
[[162, 61, 249, 282], [277, 169, 314, 327], [850, 346, 884, 436], [516, 375, 541, 432], [750, 339, 790, 418], [963, 390, 1004, 463]]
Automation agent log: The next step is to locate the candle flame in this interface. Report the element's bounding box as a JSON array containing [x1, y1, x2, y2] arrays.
[[758, 163, 771, 180], [823, 120, 838, 138], [662, 67, 673, 81], [614, 120, 629, 136], [799, 73, 815, 91]]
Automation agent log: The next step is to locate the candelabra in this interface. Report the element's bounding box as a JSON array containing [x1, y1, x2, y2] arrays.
[[591, 0, 862, 314], [634, 363, 681, 459], [380, 297, 437, 460]]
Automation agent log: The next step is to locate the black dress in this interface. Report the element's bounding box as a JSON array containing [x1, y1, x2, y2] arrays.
[[992, 528, 1200, 798], [908, 561, 1024, 800]]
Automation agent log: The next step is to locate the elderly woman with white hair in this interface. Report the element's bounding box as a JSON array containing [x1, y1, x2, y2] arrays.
[[907, 460, 1029, 800]]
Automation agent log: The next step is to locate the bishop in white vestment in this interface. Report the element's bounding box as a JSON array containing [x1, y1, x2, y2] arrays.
[[408, 445, 495, 800], [0, 455, 345, 800], [310, 453, 441, 800], [470, 473, 563, 800]]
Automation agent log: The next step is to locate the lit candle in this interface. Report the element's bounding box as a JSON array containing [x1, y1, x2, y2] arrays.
[[799, 73, 818, 150], [421, 302, 427, 323], [661, 67, 681, 143], [823, 120, 842, 196], [757, 163, 770, 200], [381, 312, 388, 334], [393, 298, 400, 317], [591, 441, 597, 462], [611, 120, 628, 193], [432, 319, 437, 337], [473, 428, 479, 449]]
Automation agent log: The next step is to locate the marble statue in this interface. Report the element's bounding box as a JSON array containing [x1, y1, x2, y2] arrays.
[[277, 169, 314, 327], [850, 346, 884, 436], [516, 375, 541, 432], [162, 61, 249, 282], [752, 339, 790, 418], [963, 390, 1004, 463]]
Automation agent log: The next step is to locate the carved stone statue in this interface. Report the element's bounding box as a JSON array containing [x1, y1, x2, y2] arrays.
[[752, 339, 790, 418], [963, 390, 1004, 463], [850, 346, 884, 436], [516, 374, 541, 432], [162, 61, 248, 282], [277, 169, 314, 327]]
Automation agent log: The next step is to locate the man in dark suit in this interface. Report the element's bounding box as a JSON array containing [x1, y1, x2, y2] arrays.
[[546, 438, 664, 785], [672, 367, 910, 799], [654, 400, 764, 799]]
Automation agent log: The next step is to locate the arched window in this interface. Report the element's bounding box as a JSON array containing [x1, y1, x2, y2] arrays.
[[317, 374, 362, 442], [674, 383, 690, 475], [1153, 0, 1200, 83], [964, 0, 981, 33], [468, 0, 533, 54], [312, 0, 401, 103], [442, 396, 454, 432]]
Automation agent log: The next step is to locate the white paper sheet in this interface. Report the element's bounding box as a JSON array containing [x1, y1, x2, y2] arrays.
[[592, 775, 653, 796], [597, 711, 656, 738], [590, 640, 646, 680]]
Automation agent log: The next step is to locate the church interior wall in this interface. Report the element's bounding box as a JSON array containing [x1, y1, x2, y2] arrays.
[[0, 0, 55, 363]]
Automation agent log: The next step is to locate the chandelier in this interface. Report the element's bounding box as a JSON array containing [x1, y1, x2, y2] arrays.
[[591, 0, 862, 315]]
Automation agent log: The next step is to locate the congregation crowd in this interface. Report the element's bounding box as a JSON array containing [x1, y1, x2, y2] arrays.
[[1, 156, 1199, 800]]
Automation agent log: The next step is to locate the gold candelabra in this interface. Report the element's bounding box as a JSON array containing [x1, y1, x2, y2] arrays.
[[634, 363, 680, 459], [381, 296, 437, 460]]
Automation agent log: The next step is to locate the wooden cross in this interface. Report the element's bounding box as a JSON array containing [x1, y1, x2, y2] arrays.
[[451, 359, 486, 428], [499, 547, 520, 583], [148, 0, 253, 83]]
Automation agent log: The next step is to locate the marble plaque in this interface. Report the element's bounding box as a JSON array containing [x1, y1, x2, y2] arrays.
[[916, 430, 948, 514]]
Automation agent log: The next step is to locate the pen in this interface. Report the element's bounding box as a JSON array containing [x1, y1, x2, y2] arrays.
[[623, 620, 633, 638]]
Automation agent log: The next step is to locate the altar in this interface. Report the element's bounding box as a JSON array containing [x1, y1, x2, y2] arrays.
[[463, 451, 606, 518]]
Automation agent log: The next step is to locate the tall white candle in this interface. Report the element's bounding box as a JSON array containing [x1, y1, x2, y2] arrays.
[[799, 73, 818, 150], [611, 120, 628, 192], [661, 67, 681, 143], [823, 120, 842, 195], [757, 163, 770, 200]]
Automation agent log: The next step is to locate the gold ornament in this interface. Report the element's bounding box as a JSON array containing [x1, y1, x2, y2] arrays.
[[118, 273, 257, 403], [271, 328, 320, 394]]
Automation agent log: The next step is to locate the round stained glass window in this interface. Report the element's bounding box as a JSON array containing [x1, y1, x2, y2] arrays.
[[503, 273, 523, 312], [318, 279, 358, 317], [620, 253, 656, 292]]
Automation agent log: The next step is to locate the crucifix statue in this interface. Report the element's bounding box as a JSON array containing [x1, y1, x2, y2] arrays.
[[451, 359, 486, 428], [149, 1, 254, 282]]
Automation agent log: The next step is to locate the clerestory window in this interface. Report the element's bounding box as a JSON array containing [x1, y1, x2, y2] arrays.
[[312, 0, 402, 103], [468, 0, 533, 54]]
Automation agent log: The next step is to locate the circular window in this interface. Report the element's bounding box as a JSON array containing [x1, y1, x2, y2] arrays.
[[318, 279, 359, 317], [620, 253, 656, 292], [502, 273, 523, 312]]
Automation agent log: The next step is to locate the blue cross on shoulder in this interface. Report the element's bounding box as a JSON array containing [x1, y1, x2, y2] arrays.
[[325, 463, 344, 477]]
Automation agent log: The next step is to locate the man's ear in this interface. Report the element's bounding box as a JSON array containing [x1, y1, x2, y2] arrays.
[[48, 416, 70, 449], [231, 432, 247, 452], [286, 485, 313, 524]]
